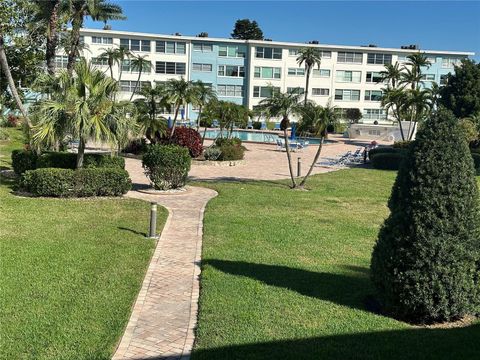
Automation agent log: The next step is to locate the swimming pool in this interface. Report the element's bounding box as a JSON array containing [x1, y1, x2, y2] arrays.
[[202, 129, 325, 145]]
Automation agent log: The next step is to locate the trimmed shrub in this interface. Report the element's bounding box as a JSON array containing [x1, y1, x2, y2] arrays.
[[392, 140, 413, 149], [214, 137, 242, 147], [204, 147, 222, 161], [142, 144, 191, 190], [252, 121, 262, 130], [370, 109, 480, 324], [368, 147, 403, 160], [11, 150, 37, 175], [20, 168, 131, 197], [166, 127, 203, 158], [371, 153, 406, 170], [472, 152, 480, 175], [218, 144, 245, 161], [37, 152, 125, 170]]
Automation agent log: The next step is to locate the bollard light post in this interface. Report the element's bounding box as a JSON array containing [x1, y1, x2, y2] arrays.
[[149, 202, 157, 238], [297, 157, 302, 177]]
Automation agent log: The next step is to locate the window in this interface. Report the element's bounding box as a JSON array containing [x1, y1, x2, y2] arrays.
[[254, 66, 281, 79], [287, 87, 305, 95], [120, 80, 151, 92], [426, 56, 436, 63], [363, 109, 386, 120], [192, 63, 212, 72], [155, 61, 186, 75], [421, 74, 436, 81], [367, 53, 392, 65], [288, 68, 305, 76], [337, 52, 363, 64], [397, 55, 407, 63], [289, 48, 298, 56], [334, 89, 360, 101], [156, 41, 186, 54], [91, 57, 109, 66], [120, 38, 150, 52], [253, 86, 281, 98], [336, 70, 361, 83], [122, 59, 152, 73], [366, 71, 383, 83], [312, 88, 329, 96], [255, 47, 282, 59], [218, 65, 245, 77], [442, 57, 462, 68], [193, 42, 213, 52], [92, 36, 112, 45], [219, 45, 245, 58], [312, 69, 331, 77], [55, 55, 68, 69], [217, 85, 244, 97], [364, 90, 383, 101], [320, 50, 332, 59]]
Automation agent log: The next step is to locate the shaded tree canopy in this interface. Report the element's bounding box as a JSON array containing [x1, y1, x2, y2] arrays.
[[231, 19, 264, 40]]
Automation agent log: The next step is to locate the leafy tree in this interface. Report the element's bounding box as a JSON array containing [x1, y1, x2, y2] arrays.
[[345, 108, 362, 124], [371, 108, 480, 323], [129, 55, 152, 101], [192, 81, 217, 131], [133, 84, 169, 142], [379, 63, 402, 88], [231, 19, 264, 40], [31, 59, 127, 167], [296, 48, 322, 105], [439, 59, 480, 118], [164, 78, 196, 138]]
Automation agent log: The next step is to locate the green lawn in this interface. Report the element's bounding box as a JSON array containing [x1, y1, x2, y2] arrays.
[[193, 170, 480, 360], [0, 126, 25, 169], [0, 128, 168, 360]]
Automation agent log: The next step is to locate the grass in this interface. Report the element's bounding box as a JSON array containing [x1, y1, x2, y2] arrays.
[[193, 170, 480, 360], [0, 126, 25, 169], [0, 128, 168, 360]]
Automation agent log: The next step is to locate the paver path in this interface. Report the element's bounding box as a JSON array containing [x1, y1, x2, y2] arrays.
[[113, 186, 217, 360]]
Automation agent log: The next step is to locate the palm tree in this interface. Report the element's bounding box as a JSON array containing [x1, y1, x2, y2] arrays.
[[133, 84, 169, 142], [164, 78, 195, 138], [404, 87, 433, 140], [192, 81, 217, 131], [399, 67, 424, 90], [298, 102, 338, 187], [400, 52, 431, 89], [381, 86, 408, 140], [129, 55, 152, 101], [99, 47, 118, 79], [31, 59, 123, 167], [64, 0, 125, 74], [258, 90, 303, 188], [0, 35, 32, 128], [379, 63, 402, 88], [296, 47, 322, 105]]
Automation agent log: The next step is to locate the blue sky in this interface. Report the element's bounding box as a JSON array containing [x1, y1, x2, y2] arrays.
[[86, 1, 480, 60]]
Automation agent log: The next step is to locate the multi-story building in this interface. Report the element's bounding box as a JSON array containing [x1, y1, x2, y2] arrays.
[[65, 28, 474, 124]]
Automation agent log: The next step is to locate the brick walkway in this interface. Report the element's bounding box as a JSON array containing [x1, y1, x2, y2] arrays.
[[112, 186, 217, 360]]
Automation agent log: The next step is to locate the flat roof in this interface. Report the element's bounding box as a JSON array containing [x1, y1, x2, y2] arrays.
[[80, 28, 475, 56]]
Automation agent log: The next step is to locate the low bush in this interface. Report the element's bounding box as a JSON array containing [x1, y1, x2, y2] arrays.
[[392, 140, 413, 149], [142, 144, 191, 190], [368, 147, 404, 160], [203, 147, 222, 161], [122, 139, 147, 155], [2, 114, 20, 127], [218, 144, 245, 161], [164, 127, 203, 158], [214, 137, 242, 147], [20, 168, 131, 197], [371, 152, 406, 170], [252, 121, 262, 130], [472, 152, 480, 175], [11, 150, 37, 175]]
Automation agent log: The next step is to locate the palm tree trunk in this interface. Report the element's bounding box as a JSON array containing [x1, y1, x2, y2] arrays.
[[283, 127, 297, 188], [76, 137, 86, 168], [130, 69, 142, 101], [196, 105, 203, 131], [304, 67, 311, 105], [299, 137, 324, 187], [109, 64, 113, 79], [201, 124, 208, 145], [0, 35, 32, 129], [45, 0, 60, 75], [169, 105, 180, 139], [67, 16, 83, 75]]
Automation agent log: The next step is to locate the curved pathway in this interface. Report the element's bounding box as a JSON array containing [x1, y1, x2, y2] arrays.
[[113, 186, 217, 360]]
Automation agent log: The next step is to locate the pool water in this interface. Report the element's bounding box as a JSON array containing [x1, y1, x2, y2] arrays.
[[202, 130, 324, 145]]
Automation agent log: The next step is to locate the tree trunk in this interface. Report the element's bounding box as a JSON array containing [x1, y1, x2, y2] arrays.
[[283, 127, 297, 188], [45, 0, 60, 75], [67, 16, 83, 75], [304, 66, 311, 105], [76, 137, 86, 168], [299, 137, 324, 187], [130, 68, 142, 101], [201, 124, 208, 145], [169, 105, 180, 139], [109, 64, 113, 79], [196, 105, 203, 131], [0, 35, 32, 128]]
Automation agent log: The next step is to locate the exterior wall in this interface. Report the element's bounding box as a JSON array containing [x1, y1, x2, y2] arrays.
[[76, 28, 473, 124]]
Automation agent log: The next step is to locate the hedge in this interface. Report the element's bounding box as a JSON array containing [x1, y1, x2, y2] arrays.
[[20, 168, 131, 197], [368, 147, 405, 160], [12, 150, 125, 175], [371, 152, 406, 170], [472, 152, 480, 175]]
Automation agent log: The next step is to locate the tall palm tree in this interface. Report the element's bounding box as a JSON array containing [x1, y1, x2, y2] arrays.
[[298, 102, 338, 187], [192, 81, 217, 131], [296, 47, 322, 105], [381, 86, 408, 140], [99, 47, 118, 78], [164, 77, 195, 138], [64, 0, 125, 74], [34, 0, 62, 75], [399, 67, 424, 90], [31, 59, 123, 167], [404, 87, 433, 140], [379, 63, 402, 88], [129, 55, 152, 101], [258, 90, 303, 188], [133, 84, 169, 142], [0, 35, 32, 128]]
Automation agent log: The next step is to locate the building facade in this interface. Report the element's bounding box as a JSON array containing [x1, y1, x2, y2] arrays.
[[66, 28, 474, 124]]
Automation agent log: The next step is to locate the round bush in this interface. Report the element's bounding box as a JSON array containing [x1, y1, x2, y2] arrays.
[[214, 137, 242, 147], [11, 150, 37, 175], [204, 147, 222, 161], [370, 108, 480, 324], [218, 144, 245, 161], [167, 127, 203, 158], [371, 153, 406, 170], [472, 152, 480, 175], [142, 144, 191, 190]]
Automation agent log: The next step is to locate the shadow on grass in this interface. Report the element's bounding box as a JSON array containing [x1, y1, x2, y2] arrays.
[[118, 226, 146, 237]]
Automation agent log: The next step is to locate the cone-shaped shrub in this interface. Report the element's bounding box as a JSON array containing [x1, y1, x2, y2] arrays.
[[370, 108, 480, 324]]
